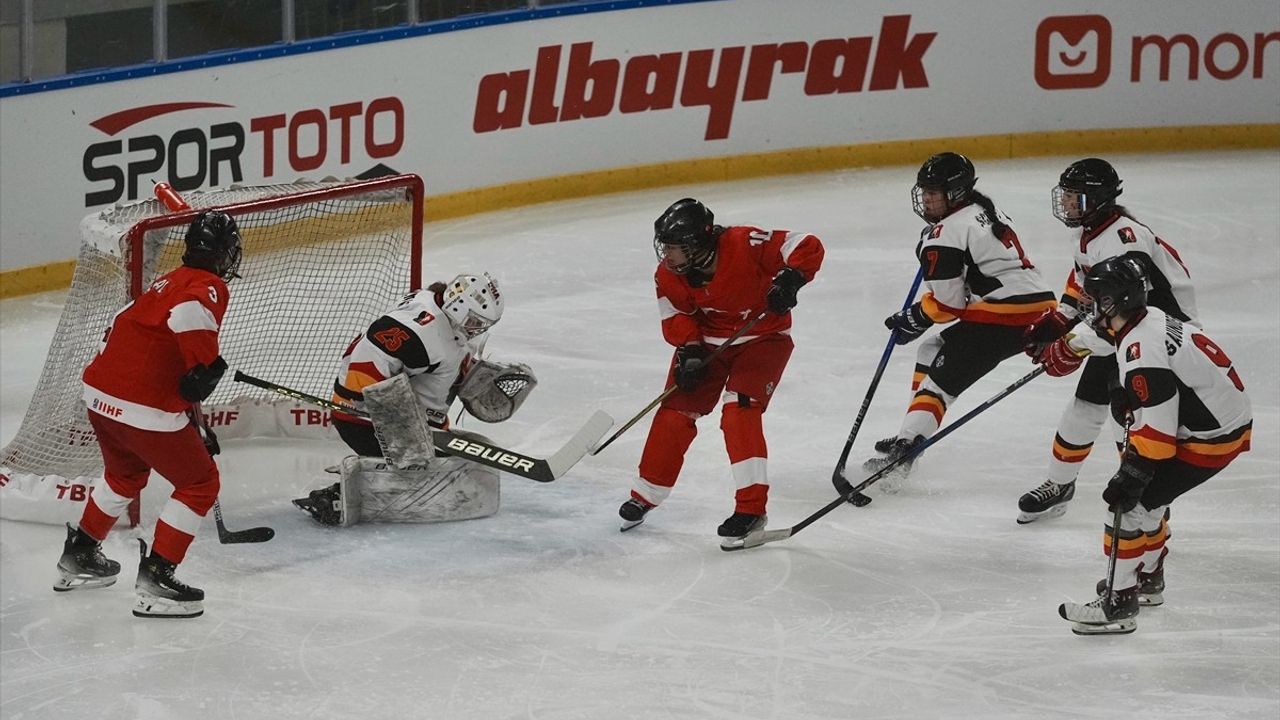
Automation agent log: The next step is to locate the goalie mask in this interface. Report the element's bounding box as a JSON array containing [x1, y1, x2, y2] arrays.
[[442, 272, 504, 340], [458, 360, 537, 423]]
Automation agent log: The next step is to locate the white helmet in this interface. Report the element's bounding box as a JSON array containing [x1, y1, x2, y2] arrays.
[[441, 272, 504, 339]]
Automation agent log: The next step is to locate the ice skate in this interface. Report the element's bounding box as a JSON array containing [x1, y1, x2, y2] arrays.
[[717, 512, 766, 550], [53, 523, 121, 592], [618, 497, 653, 532], [1017, 479, 1075, 524], [872, 435, 899, 454], [292, 482, 342, 526], [861, 436, 924, 493], [133, 539, 204, 619], [1097, 567, 1164, 607], [1058, 586, 1139, 635]]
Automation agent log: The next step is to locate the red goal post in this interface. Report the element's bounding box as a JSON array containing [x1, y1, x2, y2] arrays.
[[1, 174, 424, 527]]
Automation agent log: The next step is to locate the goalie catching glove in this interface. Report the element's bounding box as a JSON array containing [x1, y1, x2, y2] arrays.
[[458, 359, 537, 423]]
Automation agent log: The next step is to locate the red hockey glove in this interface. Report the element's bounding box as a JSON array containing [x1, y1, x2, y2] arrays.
[[1022, 310, 1073, 357], [1034, 337, 1087, 377]]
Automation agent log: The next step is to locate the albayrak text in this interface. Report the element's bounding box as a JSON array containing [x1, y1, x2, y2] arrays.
[[473, 15, 935, 141]]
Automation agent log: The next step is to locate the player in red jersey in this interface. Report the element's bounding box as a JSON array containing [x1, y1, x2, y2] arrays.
[[619, 198, 823, 545], [54, 210, 241, 619]]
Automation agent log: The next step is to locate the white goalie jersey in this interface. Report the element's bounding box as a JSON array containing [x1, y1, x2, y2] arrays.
[[331, 289, 475, 429]]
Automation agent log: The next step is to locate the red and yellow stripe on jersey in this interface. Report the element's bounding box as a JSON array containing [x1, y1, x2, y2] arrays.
[[921, 292, 1058, 327]]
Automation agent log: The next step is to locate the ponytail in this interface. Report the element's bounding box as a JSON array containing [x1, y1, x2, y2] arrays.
[[969, 190, 1011, 240]]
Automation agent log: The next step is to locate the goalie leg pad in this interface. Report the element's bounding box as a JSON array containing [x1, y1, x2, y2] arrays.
[[362, 374, 436, 468], [339, 455, 499, 525]]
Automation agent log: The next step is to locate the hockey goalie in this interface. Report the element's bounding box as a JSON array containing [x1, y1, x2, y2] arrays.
[[292, 273, 539, 526]]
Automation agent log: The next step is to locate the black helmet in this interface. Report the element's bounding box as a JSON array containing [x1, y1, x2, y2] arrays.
[[1083, 255, 1148, 331], [182, 210, 242, 281], [912, 152, 977, 222], [654, 198, 717, 274], [1052, 158, 1123, 228]]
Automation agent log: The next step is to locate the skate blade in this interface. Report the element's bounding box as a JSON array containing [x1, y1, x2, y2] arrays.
[[1139, 592, 1164, 607], [133, 594, 204, 619], [52, 573, 118, 593], [1070, 618, 1136, 635], [619, 517, 645, 533], [1016, 503, 1069, 525]]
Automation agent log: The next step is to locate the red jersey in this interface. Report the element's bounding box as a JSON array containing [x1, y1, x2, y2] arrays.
[[83, 265, 228, 431], [656, 225, 823, 346]]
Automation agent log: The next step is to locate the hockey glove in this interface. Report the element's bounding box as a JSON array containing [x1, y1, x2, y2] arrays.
[[1102, 455, 1155, 513], [766, 267, 806, 315], [673, 344, 710, 391], [1034, 337, 1088, 377], [1109, 383, 1134, 427], [1022, 309, 1073, 357], [885, 303, 933, 345], [179, 356, 228, 402]]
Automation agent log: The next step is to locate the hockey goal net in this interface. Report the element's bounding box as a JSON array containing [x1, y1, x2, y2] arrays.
[[0, 174, 424, 526]]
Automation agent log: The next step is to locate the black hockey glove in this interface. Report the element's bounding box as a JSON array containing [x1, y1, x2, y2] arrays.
[[766, 267, 806, 315], [1109, 383, 1134, 427], [885, 303, 933, 345], [1022, 309, 1073, 357], [179, 356, 228, 402], [673, 344, 710, 391], [1102, 455, 1155, 513]]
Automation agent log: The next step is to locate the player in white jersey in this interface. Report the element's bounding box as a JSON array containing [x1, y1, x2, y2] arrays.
[[1018, 159, 1200, 523], [293, 273, 510, 525], [1056, 256, 1250, 635], [852, 153, 1055, 494]]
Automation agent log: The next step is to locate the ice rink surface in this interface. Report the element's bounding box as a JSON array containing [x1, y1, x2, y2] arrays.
[[2, 151, 1277, 720]]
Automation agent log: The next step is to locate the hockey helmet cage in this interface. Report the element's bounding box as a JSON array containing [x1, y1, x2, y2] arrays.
[[442, 272, 504, 340], [1082, 255, 1148, 330], [654, 198, 718, 274], [912, 152, 977, 222], [182, 210, 243, 281], [1053, 158, 1123, 228]]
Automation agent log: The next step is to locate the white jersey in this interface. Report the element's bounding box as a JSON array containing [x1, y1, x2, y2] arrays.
[[916, 203, 1056, 326], [1118, 307, 1251, 469], [331, 289, 476, 428], [1060, 212, 1199, 325]]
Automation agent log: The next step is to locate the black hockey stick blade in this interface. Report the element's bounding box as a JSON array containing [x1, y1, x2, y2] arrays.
[[213, 501, 274, 544], [725, 365, 1050, 552]]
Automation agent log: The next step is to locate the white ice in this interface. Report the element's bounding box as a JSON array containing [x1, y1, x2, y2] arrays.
[[2, 152, 1278, 720]]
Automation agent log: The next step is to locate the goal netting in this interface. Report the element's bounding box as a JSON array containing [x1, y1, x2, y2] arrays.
[[0, 174, 424, 526]]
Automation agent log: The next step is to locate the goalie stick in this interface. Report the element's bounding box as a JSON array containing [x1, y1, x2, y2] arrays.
[[232, 371, 612, 483], [190, 402, 275, 544]]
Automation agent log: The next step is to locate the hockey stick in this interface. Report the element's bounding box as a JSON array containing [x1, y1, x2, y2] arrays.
[[831, 268, 924, 506], [590, 310, 770, 456], [724, 365, 1049, 551], [232, 371, 612, 483], [189, 402, 275, 544], [1101, 415, 1135, 616]]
